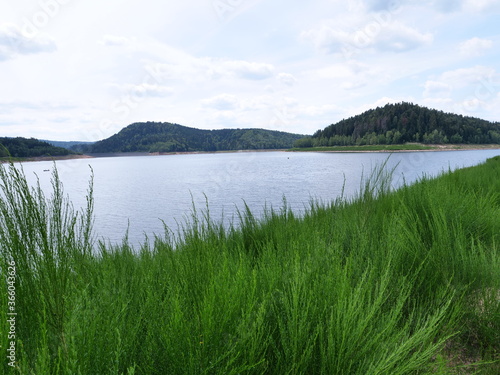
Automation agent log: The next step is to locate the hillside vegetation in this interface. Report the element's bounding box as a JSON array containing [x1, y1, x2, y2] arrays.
[[0, 137, 74, 158], [1, 157, 499, 374], [79, 122, 304, 153], [295, 102, 500, 147]]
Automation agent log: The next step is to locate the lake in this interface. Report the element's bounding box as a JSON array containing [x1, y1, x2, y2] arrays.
[[16, 149, 500, 247]]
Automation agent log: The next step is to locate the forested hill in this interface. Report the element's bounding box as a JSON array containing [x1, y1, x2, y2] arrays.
[[295, 102, 500, 147], [84, 122, 305, 153], [0, 137, 74, 158]]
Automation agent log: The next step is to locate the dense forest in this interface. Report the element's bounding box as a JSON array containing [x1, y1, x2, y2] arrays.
[[0, 137, 74, 158], [78, 122, 304, 153], [295, 102, 500, 147]]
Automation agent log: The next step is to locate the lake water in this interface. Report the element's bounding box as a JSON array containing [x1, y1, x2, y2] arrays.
[[16, 149, 500, 247]]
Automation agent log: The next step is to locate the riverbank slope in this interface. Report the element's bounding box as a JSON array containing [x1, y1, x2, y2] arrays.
[[0, 156, 499, 374]]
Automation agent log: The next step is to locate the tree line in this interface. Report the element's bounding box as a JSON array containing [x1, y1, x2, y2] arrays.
[[294, 102, 500, 147], [0, 137, 73, 158]]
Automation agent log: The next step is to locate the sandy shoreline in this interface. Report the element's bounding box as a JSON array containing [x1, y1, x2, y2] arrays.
[[86, 145, 500, 156], [292, 144, 500, 153], [1, 154, 94, 164]]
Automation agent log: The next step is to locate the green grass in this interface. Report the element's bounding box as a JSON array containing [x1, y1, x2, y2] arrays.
[[1, 157, 499, 374]]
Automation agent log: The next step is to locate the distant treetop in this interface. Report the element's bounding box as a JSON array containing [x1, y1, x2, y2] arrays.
[[0, 137, 73, 158], [294, 102, 500, 147]]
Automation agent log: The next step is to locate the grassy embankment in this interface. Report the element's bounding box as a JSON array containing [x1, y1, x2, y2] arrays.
[[0, 157, 499, 374]]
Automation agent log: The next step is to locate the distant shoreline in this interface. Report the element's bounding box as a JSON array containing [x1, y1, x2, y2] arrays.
[[1, 154, 94, 164], [3, 144, 499, 164], [290, 144, 500, 153], [85, 149, 290, 158], [83, 144, 500, 157]]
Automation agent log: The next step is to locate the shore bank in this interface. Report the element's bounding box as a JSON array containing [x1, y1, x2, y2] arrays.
[[89, 144, 500, 157], [4, 144, 499, 164], [0, 153, 94, 164], [290, 143, 500, 153], [85, 149, 289, 158]]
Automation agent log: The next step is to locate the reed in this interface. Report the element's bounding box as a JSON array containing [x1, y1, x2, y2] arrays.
[[0, 157, 499, 374]]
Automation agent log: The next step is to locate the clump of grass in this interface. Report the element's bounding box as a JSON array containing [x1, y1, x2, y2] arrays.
[[0, 162, 95, 373], [1, 157, 499, 374]]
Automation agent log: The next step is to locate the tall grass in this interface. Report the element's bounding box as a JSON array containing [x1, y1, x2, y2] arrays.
[[0, 157, 499, 374]]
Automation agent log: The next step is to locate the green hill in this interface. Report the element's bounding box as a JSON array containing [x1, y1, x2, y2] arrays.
[[86, 122, 305, 153], [0, 137, 74, 158], [295, 102, 500, 147]]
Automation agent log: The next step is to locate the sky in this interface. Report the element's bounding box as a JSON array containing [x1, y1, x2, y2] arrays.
[[1, 0, 499, 142]]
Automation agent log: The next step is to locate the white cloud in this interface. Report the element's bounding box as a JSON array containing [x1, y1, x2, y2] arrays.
[[0, 24, 56, 61], [426, 0, 500, 12], [342, 81, 368, 90], [309, 60, 387, 91], [312, 63, 353, 80], [359, 0, 500, 13], [362, 0, 403, 12], [277, 72, 297, 86], [204, 110, 243, 129], [463, 0, 500, 12], [422, 97, 454, 110], [422, 0, 463, 12], [440, 66, 496, 87], [298, 104, 342, 118], [0, 99, 83, 139], [301, 20, 432, 55], [374, 22, 433, 52], [142, 57, 275, 87], [419, 66, 500, 118], [459, 37, 493, 57], [201, 94, 239, 110], [99, 34, 131, 47], [423, 80, 452, 97], [222, 60, 274, 80], [0, 100, 76, 111], [300, 25, 348, 54], [109, 82, 173, 98], [129, 83, 173, 98]]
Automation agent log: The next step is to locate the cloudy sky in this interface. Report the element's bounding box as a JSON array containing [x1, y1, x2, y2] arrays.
[[1, 0, 499, 141]]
